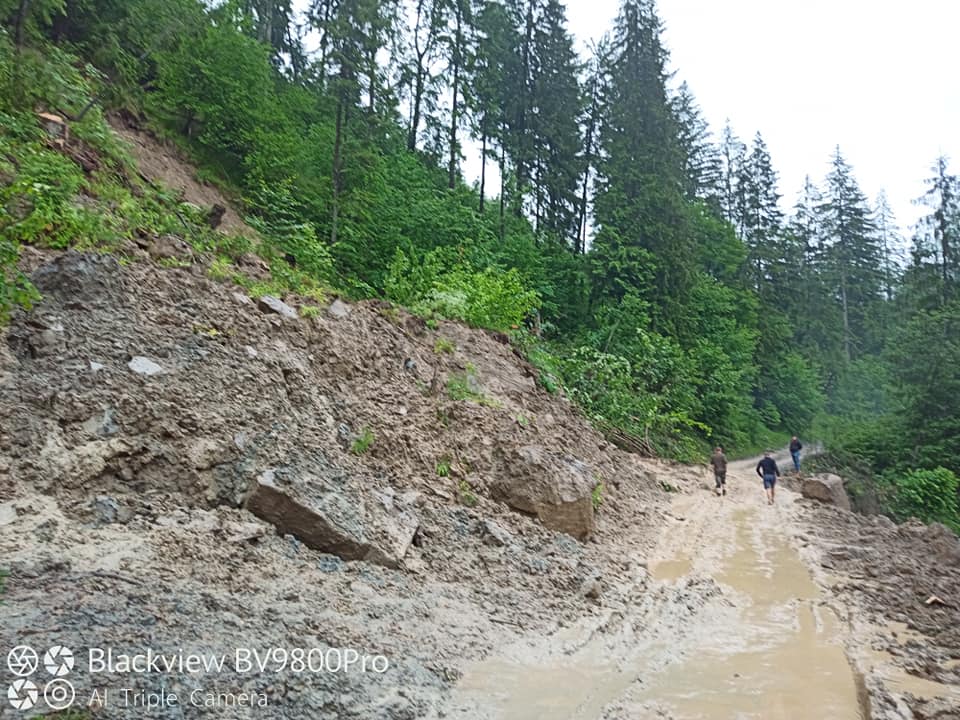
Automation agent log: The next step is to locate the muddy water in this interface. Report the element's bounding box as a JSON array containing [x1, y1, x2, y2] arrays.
[[455, 504, 866, 719], [634, 509, 863, 719]]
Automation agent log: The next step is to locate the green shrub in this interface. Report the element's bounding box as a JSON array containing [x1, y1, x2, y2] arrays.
[[592, 482, 604, 511], [434, 337, 456, 354], [888, 467, 960, 530], [351, 427, 375, 455], [436, 458, 451, 477], [385, 248, 539, 332], [458, 480, 478, 507]]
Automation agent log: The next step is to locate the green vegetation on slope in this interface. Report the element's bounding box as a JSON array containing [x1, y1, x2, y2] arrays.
[[1, 0, 957, 526]]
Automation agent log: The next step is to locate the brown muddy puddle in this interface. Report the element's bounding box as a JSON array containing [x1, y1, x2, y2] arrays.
[[456, 507, 865, 719]]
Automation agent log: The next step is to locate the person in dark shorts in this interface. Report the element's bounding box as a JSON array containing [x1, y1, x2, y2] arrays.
[[756, 451, 781, 505], [709, 447, 727, 496]]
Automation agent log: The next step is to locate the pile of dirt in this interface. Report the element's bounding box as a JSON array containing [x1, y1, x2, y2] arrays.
[[793, 501, 960, 719], [0, 249, 671, 718]]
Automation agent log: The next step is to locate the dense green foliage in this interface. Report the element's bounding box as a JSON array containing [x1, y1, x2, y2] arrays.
[[1, 0, 957, 524]]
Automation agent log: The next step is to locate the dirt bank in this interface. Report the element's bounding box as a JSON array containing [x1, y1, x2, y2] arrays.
[[0, 249, 674, 719], [1, 250, 957, 719]]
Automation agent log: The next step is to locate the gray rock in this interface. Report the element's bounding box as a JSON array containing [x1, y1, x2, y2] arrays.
[[257, 295, 298, 319], [327, 299, 351, 319], [244, 457, 419, 568], [92, 495, 119, 524], [490, 445, 596, 540], [148, 234, 194, 262], [128, 356, 165, 376], [480, 519, 513, 547], [232, 291, 252, 306], [89, 361, 105, 372], [317, 554, 344, 573], [801, 474, 851, 511], [82, 408, 119, 437], [91, 496, 133, 525]]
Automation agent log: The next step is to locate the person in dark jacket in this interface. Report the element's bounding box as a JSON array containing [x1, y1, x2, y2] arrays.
[[709, 447, 728, 496], [756, 451, 781, 505], [789, 436, 803, 472]]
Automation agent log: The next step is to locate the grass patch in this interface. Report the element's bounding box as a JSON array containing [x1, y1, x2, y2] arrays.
[[458, 479, 478, 507], [351, 427, 375, 455], [434, 337, 456, 354]]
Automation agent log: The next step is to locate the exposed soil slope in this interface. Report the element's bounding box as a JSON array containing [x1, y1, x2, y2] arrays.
[[108, 114, 256, 238], [0, 248, 675, 719]]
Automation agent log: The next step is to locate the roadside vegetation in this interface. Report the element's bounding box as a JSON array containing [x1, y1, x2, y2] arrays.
[[1, 0, 956, 527]]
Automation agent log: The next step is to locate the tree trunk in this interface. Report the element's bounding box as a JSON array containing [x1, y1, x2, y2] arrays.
[[330, 97, 345, 246], [499, 137, 506, 241], [479, 120, 487, 213], [14, 0, 31, 48], [447, 2, 462, 190], [408, 66, 425, 150], [840, 274, 851, 362]]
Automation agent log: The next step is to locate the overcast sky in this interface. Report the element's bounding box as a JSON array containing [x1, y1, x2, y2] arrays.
[[565, 0, 960, 235]]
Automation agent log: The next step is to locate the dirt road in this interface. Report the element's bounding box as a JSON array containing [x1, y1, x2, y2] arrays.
[[449, 456, 960, 719]]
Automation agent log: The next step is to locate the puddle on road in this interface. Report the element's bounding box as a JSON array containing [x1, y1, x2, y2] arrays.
[[633, 510, 863, 719], [456, 506, 866, 719], [651, 557, 693, 582]]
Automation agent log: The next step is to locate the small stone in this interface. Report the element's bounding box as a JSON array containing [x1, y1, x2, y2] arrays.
[[317, 554, 344, 573], [480, 519, 513, 547], [89, 361, 105, 372], [327, 299, 351, 319], [232, 291, 252, 306], [257, 295, 298, 319], [244, 345, 258, 358], [91, 496, 131, 525], [128, 356, 165, 376], [82, 408, 119, 437], [225, 521, 268, 543]]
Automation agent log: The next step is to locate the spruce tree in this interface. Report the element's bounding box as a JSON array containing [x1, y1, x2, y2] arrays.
[[590, 0, 692, 325], [738, 132, 783, 296], [672, 82, 722, 207], [818, 147, 882, 360]]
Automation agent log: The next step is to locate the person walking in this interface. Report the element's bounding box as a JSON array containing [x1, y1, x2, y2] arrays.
[[709, 446, 728, 496], [789, 436, 803, 473], [756, 451, 781, 505]]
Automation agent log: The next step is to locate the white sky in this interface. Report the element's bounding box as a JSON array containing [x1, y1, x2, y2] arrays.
[[565, 0, 960, 235]]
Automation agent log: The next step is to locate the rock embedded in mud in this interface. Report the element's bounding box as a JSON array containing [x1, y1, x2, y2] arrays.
[[327, 298, 351, 319], [148, 234, 194, 262], [480, 519, 514, 547], [128, 356, 165, 376], [801, 473, 852, 511], [257, 295, 298, 320], [490, 445, 595, 540], [244, 463, 419, 568]]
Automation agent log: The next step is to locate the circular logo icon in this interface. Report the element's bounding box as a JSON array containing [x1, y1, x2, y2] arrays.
[[42, 646, 74, 677], [6, 646, 38, 677], [7, 679, 39, 711], [44, 679, 75, 711]]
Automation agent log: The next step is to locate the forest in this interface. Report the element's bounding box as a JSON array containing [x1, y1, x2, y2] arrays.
[[0, 0, 957, 529]]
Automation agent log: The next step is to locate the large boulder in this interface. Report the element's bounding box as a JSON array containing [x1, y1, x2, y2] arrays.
[[490, 445, 595, 540], [244, 456, 419, 568], [802, 473, 851, 511]]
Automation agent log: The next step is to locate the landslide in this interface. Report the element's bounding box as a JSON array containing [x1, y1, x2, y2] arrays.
[[0, 244, 674, 719]]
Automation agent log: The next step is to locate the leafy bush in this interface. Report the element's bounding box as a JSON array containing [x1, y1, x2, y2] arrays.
[[385, 248, 539, 332], [350, 428, 375, 455], [887, 467, 960, 530]]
